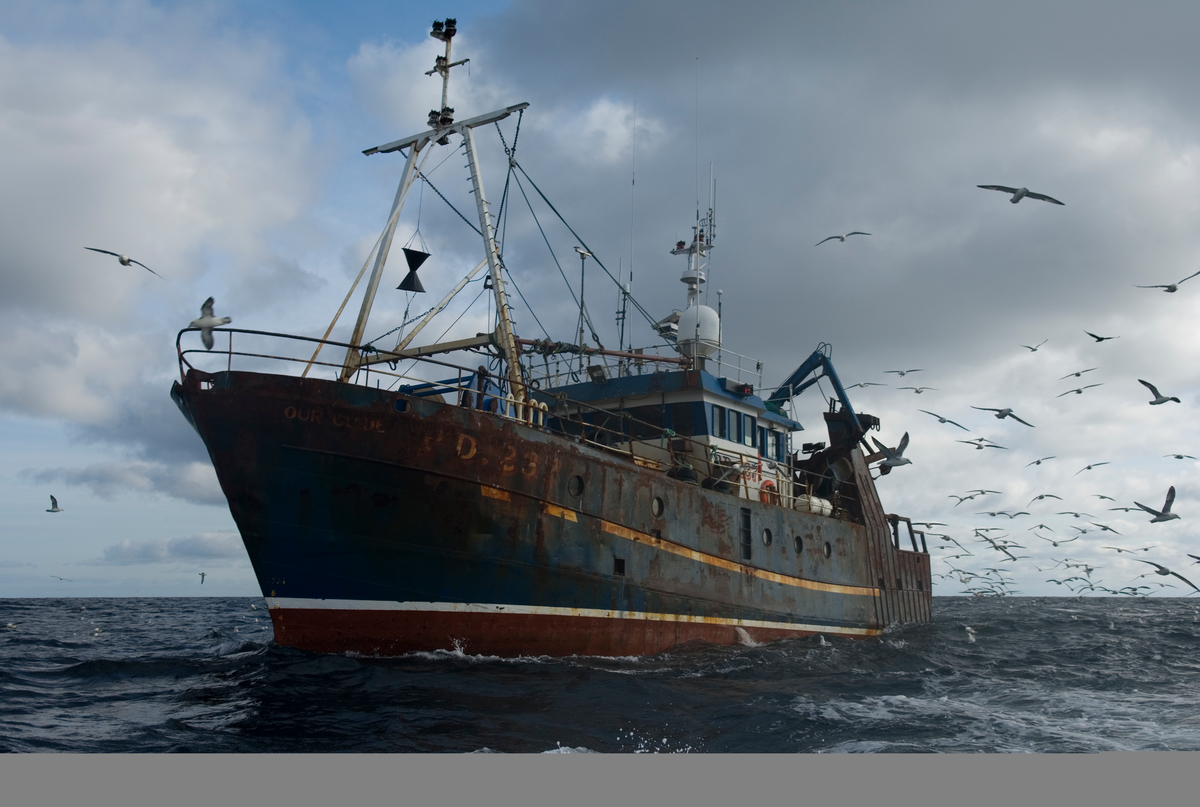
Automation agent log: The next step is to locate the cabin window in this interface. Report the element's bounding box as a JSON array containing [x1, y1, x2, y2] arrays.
[[757, 426, 768, 457], [669, 403, 698, 437], [626, 405, 665, 440], [743, 415, 756, 448], [739, 508, 752, 560], [773, 432, 786, 462], [712, 405, 727, 439]]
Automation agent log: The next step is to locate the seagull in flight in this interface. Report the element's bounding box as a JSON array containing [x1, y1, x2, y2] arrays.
[[1103, 545, 1157, 554], [815, 231, 871, 246], [1074, 462, 1110, 476], [977, 185, 1065, 205], [919, 410, 969, 430], [49, 575, 71, 581], [1057, 384, 1103, 397], [1027, 493, 1063, 506], [1020, 339, 1048, 352], [189, 297, 232, 351], [1060, 368, 1097, 380], [1165, 454, 1198, 460], [84, 247, 163, 278], [871, 432, 911, 469], [971, 406, 1035, 427], [1093, 494, 1116, 501], [1134, 486, 1180, 523], [899, 386, 938, 394], [1057, 511, 1094, 519], [199, 572, 207, 585], [848, 382, 887, 388], [1131, 560, 1200, 593], [1089, 522, 1121, 535], [1025, 456, 1056, 467], [958, 438, 1007, 450], [1085, 331, 1119, 342], [884, 369, 922, 377], [46, 495, 63, 513], [1139, 379, 1180, 405], [1134, 270, 1200, 293], [1035, 534, 1078, 547]]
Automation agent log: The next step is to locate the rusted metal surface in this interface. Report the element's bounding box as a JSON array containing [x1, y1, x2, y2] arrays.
[[173, 365, 930, 657]]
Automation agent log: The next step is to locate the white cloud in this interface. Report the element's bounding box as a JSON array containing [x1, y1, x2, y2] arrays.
[[26, 459, 224, 505], [86, 531, 244, 565]]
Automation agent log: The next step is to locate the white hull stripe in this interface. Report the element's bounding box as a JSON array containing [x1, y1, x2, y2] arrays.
[[265, 597, 881, 637]]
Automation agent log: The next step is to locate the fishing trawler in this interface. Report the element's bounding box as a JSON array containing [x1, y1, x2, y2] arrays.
[[171, 19, 931, 657]]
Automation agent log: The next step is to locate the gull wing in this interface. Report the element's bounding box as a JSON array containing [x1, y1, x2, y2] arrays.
[[1135, 284, 1172, 289], [1007, 412, 1035, 427], [1024, 191, 1065, 205], [896, 432, 910, 456], [977, 185, 1019, 193], [1177, 269, 1200, 285], [1163, 485, 1176, 513], [845, 232, 871, 238], [200, 297, 215, 318], [1138, 379, 1161, 397], [85, 247, 121, 258], [1133, 500, 1162, 518], [814, 236, 840, 246], [129, 259, 164, 279], [50, 495, 57, 508]]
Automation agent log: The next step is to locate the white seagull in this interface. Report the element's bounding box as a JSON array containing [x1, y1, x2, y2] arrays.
[[884, 369, 922, 377], [815, 232, 870, 246], [848, 382, 887, 388], [958, 438, 1007, 450], [46, 495, 63, 513], [971, 406, 1035, 427], [1139, 379, 1180, 405], [1134, 486, 1180, 523], [1074, 462, 1110, 476], [85, 247, 164, 278], [899, 386, 937, 394], [1060, 368, 1097, 380], [1131, 560, 1199, 593], [1020, 339, 1048, 352], [1057, 384, 1103, 397], [1134, 270, 1200, 293], [977, 185, 1065, 205], [871, 432, 911, 468], [919, 410, 969, 431], [189, 297, 232, 351], [1025, 456, 1056, 467]]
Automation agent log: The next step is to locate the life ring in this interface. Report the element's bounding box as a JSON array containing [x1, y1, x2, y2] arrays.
[[759, 480, 780, 505]]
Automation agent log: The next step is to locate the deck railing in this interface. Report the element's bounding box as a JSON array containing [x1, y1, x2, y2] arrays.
[[177, 327, 860, 520]]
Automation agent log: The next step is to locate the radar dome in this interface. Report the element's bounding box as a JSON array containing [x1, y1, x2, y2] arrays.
[[676, 304, 720, 358]]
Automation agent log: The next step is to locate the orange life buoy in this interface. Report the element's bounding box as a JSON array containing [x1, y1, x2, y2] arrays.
[[759, 480, 780, 505]]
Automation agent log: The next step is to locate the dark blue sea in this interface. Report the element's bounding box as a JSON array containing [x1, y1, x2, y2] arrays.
[[3, 596, 1200, 753]]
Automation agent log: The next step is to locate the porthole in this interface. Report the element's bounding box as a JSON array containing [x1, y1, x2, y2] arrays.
[[651, 496, 664, 517], [568, 475, 585, 497], [823, 541, 832, 559], [793, 536, 803, 554], [762, 528, 773, 547]]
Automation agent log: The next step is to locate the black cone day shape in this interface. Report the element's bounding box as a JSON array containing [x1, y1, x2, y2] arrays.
[[398, 248, 430, 293]]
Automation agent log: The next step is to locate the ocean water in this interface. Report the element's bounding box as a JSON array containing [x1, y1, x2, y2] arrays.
[[3, 596, 1200, 753]]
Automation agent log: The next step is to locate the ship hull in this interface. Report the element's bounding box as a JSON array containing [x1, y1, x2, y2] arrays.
[[172, 368, 930, 657]]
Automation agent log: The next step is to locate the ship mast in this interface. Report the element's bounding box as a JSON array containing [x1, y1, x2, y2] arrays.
[[343, 19, 528, 412]]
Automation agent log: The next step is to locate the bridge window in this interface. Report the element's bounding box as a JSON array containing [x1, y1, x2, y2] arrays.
[[668, 403, 699, 437], [742, 415, 756, 448], [712, 405, 727, 439], [757, 426, 768, 456]]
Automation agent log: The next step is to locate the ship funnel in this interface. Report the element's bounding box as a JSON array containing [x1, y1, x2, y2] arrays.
[[398, 248, 430, 293]]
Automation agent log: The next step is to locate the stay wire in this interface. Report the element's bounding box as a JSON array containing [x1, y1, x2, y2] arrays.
[[511, 160, 658, 328]]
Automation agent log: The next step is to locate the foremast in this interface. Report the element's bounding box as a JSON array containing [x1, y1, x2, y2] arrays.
[[339, 18, 527, 413]]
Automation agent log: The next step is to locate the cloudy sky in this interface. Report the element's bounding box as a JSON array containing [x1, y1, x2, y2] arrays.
[[4, 0, 1200, 599]]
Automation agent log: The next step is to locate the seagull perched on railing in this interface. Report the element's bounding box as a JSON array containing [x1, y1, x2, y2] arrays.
[[871, 432, 911, 469], [1139, 379, 1180, 405], [1134, 486, 1180, 523], [1134, 270, 1200, 293], [189, 297, 232, 350], [85, 247, 163, 278], [971, 406, 1034, 427], [815, 231, 870, 246], [977, 185, 1065, 205]]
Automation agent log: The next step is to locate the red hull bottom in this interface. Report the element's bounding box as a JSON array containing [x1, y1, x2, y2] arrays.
[[268, 608, 871, 657]]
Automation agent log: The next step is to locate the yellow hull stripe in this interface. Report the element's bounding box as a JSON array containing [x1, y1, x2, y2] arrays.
[[600, 520, 879, 597]]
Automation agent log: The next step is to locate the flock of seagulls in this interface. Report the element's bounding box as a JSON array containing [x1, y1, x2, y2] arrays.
[[824, 184, 1197, 599], [30, 251, 232, 590]]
